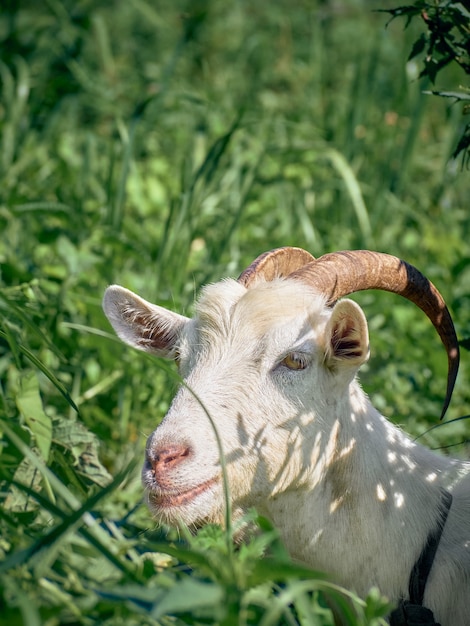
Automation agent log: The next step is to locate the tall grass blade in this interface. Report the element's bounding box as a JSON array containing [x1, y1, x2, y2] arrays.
[[189, 111, 244, 193], [16, 371, 52, 462], [12, 202, 72, 214], [324, 149, 372, 241]]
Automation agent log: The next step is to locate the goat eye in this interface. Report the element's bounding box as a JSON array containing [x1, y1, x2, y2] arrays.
[[281, 352, 309, 371]]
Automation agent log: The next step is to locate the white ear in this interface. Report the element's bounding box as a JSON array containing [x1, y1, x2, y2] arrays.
[[102, 285, 189, 358], [324, 299, 370, 369]]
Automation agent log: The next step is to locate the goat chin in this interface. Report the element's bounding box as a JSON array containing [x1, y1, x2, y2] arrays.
[[103, 273, 470, 626]]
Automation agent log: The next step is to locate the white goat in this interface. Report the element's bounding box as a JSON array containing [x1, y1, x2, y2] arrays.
[[103, 248, 470, 625]]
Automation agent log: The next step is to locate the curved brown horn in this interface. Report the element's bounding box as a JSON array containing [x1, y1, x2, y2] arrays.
[[238, 247, 315, 287], [289, 250, 459, 420]]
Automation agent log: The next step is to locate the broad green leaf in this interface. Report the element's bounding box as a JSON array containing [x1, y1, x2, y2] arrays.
[[4, 454, 42, 512], [95, 583, 167, 611], [53, 418, 112, 487], [247, 558, 329, 587], [16, 372, 52, 461], [151, 577, 224, 619], [408, 33, 427, 60]]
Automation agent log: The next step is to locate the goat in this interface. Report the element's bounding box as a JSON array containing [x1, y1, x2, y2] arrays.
[[103, 248, 470, 625]]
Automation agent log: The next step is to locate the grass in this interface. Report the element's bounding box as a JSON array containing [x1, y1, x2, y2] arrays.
[[0, 0, 469, 624]]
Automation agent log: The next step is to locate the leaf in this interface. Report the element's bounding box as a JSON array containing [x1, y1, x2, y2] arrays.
[[449, 3, 470, 19], [452, 124, 470, 161], [422, 57, 441, 84], [378, 5, 423, 29], [408, 33, 427, 60], [459, 337, 470, 351], [4, 453, 43, 512], [424, 90, 470, 102], [53, 419, 112, 487], [16, 372, 52, 461], [96, 577, 225, 619], [149, 543, 218, 572], [247, 558, 329, 587], [151, 577, 224, 619], [95, 583, 167, 612]]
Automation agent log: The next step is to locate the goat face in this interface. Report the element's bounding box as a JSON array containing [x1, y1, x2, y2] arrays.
[[103, 278, 370, 529]]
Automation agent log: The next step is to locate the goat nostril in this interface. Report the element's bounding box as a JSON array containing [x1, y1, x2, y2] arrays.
[[166, 447, 190, 464], [163, 453, 178, 465], [153, 445, 191, 473]]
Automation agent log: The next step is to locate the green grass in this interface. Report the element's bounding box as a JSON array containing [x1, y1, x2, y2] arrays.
[[0, 0, 469, 624]]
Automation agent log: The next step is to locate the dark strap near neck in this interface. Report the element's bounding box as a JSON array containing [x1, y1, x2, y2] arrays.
[[408, 490, 453, 606], [389, 490, 453, 626]]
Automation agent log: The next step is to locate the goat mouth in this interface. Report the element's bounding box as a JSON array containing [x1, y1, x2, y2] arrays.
[[148, 478, 218, 509]]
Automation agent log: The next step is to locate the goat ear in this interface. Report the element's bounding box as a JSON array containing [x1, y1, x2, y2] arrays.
[[324, 299, 369, 368], [102, 285, 188, 358]]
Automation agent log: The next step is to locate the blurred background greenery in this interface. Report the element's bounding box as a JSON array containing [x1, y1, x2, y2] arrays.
[[0, 0, 469, 624]]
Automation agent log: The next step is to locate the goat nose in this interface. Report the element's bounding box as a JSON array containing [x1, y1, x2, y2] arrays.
[[151, 444, 191, 476]]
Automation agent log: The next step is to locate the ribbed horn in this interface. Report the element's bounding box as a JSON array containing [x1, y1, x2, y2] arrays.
[[238, 247, 315, 286], [289, 250, 459, 420]]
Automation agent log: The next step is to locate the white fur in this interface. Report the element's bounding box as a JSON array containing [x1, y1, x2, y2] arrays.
[[103, 278, 470, 625]]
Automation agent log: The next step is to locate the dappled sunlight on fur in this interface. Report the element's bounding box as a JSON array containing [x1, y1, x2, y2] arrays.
[[104, 267, 470, 626]]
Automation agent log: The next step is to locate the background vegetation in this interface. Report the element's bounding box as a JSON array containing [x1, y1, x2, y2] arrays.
[[0, 0, 469, 624], [383, 0, 470, 165]]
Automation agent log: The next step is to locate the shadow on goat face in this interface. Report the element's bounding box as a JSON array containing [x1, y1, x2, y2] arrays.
[[103, 258, 470, 622], [135, 280, 368, 529]]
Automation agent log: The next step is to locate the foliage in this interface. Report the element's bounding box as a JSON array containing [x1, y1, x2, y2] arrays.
[[382, 1, 470, 165], [0, 0, 469, 624]]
